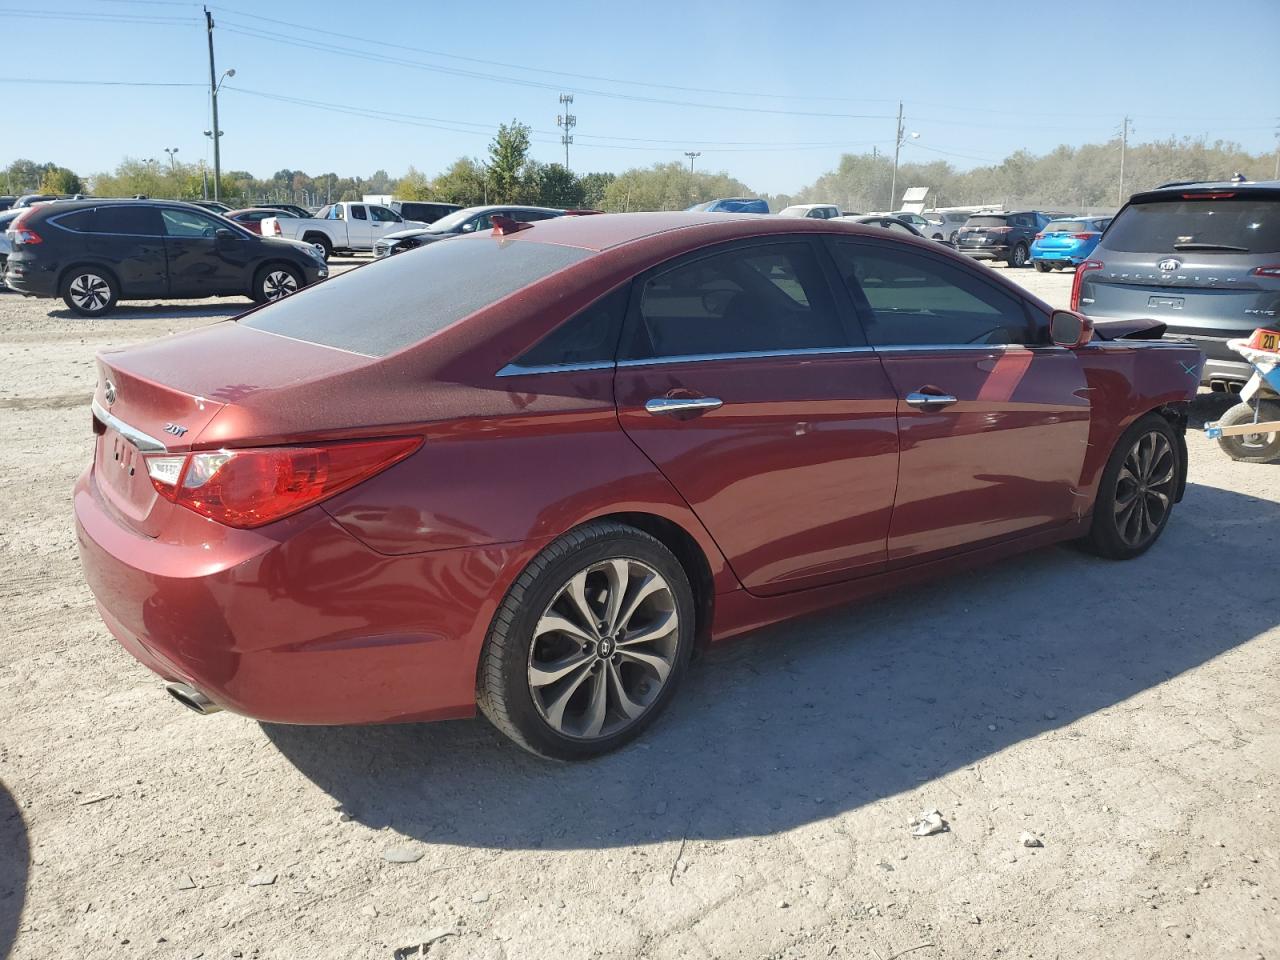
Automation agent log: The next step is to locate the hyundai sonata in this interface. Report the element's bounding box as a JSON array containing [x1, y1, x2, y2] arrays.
[[76, 212, 1201, 759]]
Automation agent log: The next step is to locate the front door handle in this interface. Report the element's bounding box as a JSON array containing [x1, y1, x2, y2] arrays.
[[905, 391, 958, 409], [645, 396, 723, 417]]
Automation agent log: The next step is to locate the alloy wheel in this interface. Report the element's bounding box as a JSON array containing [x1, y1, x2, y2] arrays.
[[527, 558, 679, 740], [263, 270, 298, 300], [1113, 431, 1176, 547], [68, 273, 111, 312]]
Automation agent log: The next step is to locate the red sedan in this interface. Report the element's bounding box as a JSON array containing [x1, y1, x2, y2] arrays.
[[223, 207, 297, 235], [75, 213, 1202, 759]]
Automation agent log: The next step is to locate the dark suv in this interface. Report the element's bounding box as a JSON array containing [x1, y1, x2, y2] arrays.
[[1074, 181, 1280, 386], [4, 199, 328, 316], [955, 211, 1053, 267]]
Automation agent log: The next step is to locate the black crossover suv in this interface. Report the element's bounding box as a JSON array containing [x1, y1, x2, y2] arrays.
[[3, 199, 328, 316], [955, 211, 1054, 268]]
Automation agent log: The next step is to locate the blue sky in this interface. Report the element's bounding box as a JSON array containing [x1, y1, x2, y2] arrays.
[[5, 0, 1278, 193]]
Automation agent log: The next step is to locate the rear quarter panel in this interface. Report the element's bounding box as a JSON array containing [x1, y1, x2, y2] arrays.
[[1073, 341, 1201, 504]]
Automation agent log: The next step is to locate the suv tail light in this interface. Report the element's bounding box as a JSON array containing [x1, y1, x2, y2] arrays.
[[1034, 232, 1045, 239], [144, 437, 422, 529], [989, 226, 1012, 234], [1251, 265, 1280, 278], [1071, 233, 1097, 240], [1070, 260, 1103, 311], [8, 209, 41, 245]]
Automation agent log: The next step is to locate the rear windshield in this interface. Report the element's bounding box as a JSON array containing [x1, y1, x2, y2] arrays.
[[241, 237, 591, 357], [1104, 198, 1280, 254], [965, 215, 1008, 227], [1043, 221, 1091, 233]]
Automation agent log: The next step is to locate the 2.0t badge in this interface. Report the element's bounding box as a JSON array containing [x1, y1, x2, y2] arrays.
[[163, 423, 189, 437]]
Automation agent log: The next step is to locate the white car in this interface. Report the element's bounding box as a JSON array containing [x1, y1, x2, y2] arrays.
[[261, 201, 428, 260], [925, 211, 974, 244], [777, 203, 842, 220], [893, 211, 946, 240]]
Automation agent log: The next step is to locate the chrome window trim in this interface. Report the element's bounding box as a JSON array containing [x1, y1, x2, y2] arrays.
[[91, 399, 167, 452], [618, 346, 877, 368], [496, 360, 617, 377], [495, 342, 1069, 376]]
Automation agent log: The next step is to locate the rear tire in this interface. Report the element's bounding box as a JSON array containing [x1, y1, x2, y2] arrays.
[[61, 268, 118, 317], [476, 521, 695, 760], [252, 263, 302, 304], [1216, 401, 1280, 463], [1008, 243, 1029, 268], [1034, 261, 1051, 272], [1081, 414, 1182, 560]]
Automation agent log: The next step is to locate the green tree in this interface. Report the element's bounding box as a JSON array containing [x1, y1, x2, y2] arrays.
[[532, 163, 583, 207], [395, 165, 432, 201], [39, 166, 83, 195], [578, 171, 616, 209], [488, 120, 532, 203], [601, 162, 756, 212], [431, 157, 488, 205]]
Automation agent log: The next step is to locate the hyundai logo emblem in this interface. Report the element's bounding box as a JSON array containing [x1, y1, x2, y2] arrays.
[[104, 379, 117, 405], [1157, 258, 1181, 273]]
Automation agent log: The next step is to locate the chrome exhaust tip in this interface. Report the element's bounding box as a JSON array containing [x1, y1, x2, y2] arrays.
[[164, 682, 223, 716]]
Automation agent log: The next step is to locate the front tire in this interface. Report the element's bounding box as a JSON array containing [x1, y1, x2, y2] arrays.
[[1081, 414, 1182, 559], [61, 268, 118, 317], [1216, 400, 1280, 463], [252, 264, 302, 303], [477, 521, 695, 760], [303, 233, 332, 261]]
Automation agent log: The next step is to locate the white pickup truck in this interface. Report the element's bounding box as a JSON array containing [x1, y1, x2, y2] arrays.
[[261, 202, 428, 260]]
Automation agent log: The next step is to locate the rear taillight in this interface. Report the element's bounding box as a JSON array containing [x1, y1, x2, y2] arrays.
[[1251, 265, 1280, 278], [8, 209, 41, 245], [1071, 233, 1097, 240], [145, 437, 422, 528], [989, 226, 1012, 234], [268, 220, 282, 236], [1070, 259, 1104, 311], [1034, 233, 1045, 240]]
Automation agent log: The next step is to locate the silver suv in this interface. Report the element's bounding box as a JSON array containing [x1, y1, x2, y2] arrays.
[[1074, 181, 1280, 387]]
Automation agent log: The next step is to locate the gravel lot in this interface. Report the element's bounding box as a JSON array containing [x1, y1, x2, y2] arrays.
[[1, 258, 1277, 960]]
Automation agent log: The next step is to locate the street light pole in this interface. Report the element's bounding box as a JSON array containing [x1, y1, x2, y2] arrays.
[[164, 147, 179, 172], [685, 151, 701, 174]]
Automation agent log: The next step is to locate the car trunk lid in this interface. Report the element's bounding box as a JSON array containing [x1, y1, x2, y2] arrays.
[[91, 322, 379, 537]]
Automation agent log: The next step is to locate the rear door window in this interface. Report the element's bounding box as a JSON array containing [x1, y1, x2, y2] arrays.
[[50, 209, 97, 232], [160, 208, 222, 238], [623, 240, 852, 360], [242, 237, 591, 357], [829, 241, 1040, 347], [1103, 197, 1280, 253], [94, 206, 163, 235], [349, 205, 368, 221]]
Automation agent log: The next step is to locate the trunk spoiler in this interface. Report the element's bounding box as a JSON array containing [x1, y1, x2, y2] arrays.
[[1091, 318, 1168, 341]]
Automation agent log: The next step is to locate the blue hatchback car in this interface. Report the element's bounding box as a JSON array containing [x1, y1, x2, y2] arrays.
[[1030, 217, 1112, 271]]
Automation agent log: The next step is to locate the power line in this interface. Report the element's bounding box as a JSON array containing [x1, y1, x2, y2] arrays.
[[0, 76, 203, 87]]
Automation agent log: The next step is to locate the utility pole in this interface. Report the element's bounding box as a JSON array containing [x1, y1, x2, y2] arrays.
[[1273, 119, 1279, 181], [557, 94, 576, 171], [203, 7, 230, 202], [1118, 115, 1133, 206], [890, 101, 904, 212], [685, 151, 701, 173]]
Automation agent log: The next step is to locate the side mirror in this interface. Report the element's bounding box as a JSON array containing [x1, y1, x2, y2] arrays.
[[214, 227, 239, 240], [1050, 309, 1093, 349]]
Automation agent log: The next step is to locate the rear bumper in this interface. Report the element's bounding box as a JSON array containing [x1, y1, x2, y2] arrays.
[[2, 257, 56, 297], [74, 466, 532, 725], [957, 245, 1010, 260], [1202, 357, 1254, 384], [1031, 250, 1086, 265]]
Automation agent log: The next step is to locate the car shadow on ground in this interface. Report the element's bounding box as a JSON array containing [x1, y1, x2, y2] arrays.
[[264, 482, 1279, 851], [45, 302, 251, 322], [0, 780, 29, 958]]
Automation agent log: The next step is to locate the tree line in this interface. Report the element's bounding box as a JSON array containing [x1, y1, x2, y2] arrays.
[[5, 125, 1274, 214]]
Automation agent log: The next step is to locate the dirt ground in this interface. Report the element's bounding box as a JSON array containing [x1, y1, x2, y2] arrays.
[[0, 258, 1276, 960]]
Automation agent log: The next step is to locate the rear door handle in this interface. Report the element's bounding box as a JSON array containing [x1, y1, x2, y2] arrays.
[[645, 397, 723, 416], [905, 391, 958, 409]]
